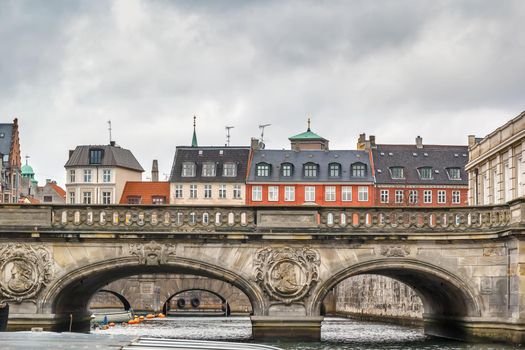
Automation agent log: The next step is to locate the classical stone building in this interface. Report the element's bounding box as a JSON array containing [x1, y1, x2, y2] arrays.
[[64, 142, 144, 204], [36, 180, 66, 204], [0, 118, 21, 203], [466, 111, 525, 205]]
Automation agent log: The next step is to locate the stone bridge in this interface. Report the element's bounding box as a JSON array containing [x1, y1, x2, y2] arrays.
[[0, 202, 524, 344]]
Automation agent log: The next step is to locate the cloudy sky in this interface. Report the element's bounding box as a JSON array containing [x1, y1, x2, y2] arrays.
[[1, 0, 524, 185]]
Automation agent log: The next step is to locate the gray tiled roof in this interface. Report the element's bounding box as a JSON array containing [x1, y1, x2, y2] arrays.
[[247, 149, 374, 183], [0, 124, 13, 156], [372, 144, 468, 185], [169, 146, 250, 183], [64, 145, 144, 172]]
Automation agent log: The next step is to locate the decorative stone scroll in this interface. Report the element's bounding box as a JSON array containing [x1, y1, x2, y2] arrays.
[[129, 241, 176, 265], [0, 243, 53, 303], [379, 245, 411, 257], [254, 246, 320, 304]]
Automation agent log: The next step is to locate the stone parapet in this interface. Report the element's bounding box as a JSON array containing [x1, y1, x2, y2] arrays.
[[250, 316, 324, 341]]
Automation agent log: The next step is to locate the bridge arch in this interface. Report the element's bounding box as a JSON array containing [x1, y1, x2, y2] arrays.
[[91, 289, 132, 311], [162, 288, 232, 315], [311, 258, 482, 319], [42, 256, 265, 331]]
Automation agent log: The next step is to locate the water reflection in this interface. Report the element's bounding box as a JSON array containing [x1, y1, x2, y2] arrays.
[[93, 316, 520, 350]]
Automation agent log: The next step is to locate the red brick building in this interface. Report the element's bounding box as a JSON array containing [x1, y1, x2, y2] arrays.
[[120, 181, 170, 205]]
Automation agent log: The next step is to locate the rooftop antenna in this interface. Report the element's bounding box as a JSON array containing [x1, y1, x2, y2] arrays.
[[259, 124, 271, 144], [107, 120, 113, 144], [225, 126, 234, 146]]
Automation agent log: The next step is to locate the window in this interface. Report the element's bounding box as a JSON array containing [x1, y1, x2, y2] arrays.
[[325, 186, 336, 201], [284, 186, 295, 201], [69, 170, 76, 183], [305, 186, 316, 202], [518, 158, 524, 197], [256, 163, 270, 177], [438, 190, 446, 204], [252, 186, 262, 201], [83, 169, 92, 183], [493, 168, 498, 203], [83, 191, 92, 204], [423, 190, 432, 203], [358, 186, 368, 201], [351, 163, 366, 177], [219, 185, 227, 199], [182, 162, 196, 177], [304, 163, 318, 177], [395, 190, 404, 203], [89, 149, 103, 164], [418, 167, 433, 180], [102, 169, 111, 183], [390, 167, 404, 179], [152, 196, 166, 205], [447, 168, 461, 180], [174, 184, 183, 199], [202, 162, 216, 177], [281, 163, 293, 177], [204, 184, 212, 198], [452, 190, 461, 204], [342, 186, 352, 201], [127, 196, 141, 204], [483, 173, 490, 205], [43, 196, 52, 203], [69, 191, 75, 204], [223, 163, 237, 177], [329, 163, 341, 177], [409, 190, 418, 204], [233, 185, 242, 199], [380, 190, 389, 203], [102, 191, 111, 204], [190, 184, 197, 199], [268, 186, 279, 201], [504, 162, 511, 202]]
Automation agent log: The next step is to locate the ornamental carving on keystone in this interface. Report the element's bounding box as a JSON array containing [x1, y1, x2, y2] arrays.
[[0, 243, 53, 303], [129, 241, 176, 265], [254, 246, 320, 304], [379, 245, 411, 257]]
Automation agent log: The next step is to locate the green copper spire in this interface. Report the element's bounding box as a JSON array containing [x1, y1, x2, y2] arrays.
[[191, 115, 198, 147]]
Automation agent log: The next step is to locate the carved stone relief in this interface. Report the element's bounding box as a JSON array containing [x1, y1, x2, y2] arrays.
[[129, 241, 176, 265], [254, 246, 320, 304], [379, 245, 411, 257], [0, 243, 53, 303]]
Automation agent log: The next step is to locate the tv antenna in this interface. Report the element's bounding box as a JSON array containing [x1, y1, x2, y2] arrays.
[[225, 126, 234, 147], [107, 120, 113, 144], [259, 124, 271, 144]]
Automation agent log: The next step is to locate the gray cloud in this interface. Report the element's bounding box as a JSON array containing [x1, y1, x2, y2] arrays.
[[0, 0, 523, 185]]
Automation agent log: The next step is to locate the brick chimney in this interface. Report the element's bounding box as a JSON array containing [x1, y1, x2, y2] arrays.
[[357, 133, 376, 151], [416, 136, 423, 149], [151, 159, 159, 182]]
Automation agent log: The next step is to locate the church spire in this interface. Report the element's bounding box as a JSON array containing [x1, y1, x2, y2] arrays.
[[191, 115, 198, 147]]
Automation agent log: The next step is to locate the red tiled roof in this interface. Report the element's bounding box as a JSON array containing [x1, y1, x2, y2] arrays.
[[119, 181, 170, 204], [50, 183, 66, 198]]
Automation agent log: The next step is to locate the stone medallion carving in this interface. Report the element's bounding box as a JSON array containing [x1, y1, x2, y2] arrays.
[[254, 247, 320, 304], [129, 241, 176, 265], [379, 245, 411, 257], [0, 243, 53, 303]]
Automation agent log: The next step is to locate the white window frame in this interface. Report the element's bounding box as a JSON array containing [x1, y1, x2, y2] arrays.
[[189, 184, 197, 199], [233, 185, 242, 199], [202, 162, 216, 177], [219, 184, 227, 199], [325, 186, 336, 202], [452, 190, 461, 204], [409, 190, 418, 204], [83, 169, 92, 183], [304, 186, 316, 202], [69, 170, 76, 183], [252, 186, 262, 201], [82, 191, 92, 204], [423, 190, 432, 204], [358, 186, 368, 202], [380, 189, 389, 203], [204, 184, 212, 198], [437, 190, 446, 204], [341, 186, 352, 202], [395, 190, 404, 204], [223, 163, 237, 177], [174, 184, 183, 199], [268, 186, 279, 202], [284, 186, 295, 202], [102, 191, 111, 205], [182, 162, 196, 177], [102, 169, 111, 183], [69, 191, 75, 204]]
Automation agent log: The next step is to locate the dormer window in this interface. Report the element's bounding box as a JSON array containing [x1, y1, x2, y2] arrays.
[[281, 163, 293, 177], [447, 167, 461, 180], [256, 163, 271, 177], [351, 163, 367, 177], [223, 162, 237, 177], [182, 162, 196, 177], [329, 163, 341, 177], [418, 167, 433, 180], [89, 149, 103, 164], [202, 162, 216, 177], [390, 167, 405, 179], [304, 163, 318, 177]]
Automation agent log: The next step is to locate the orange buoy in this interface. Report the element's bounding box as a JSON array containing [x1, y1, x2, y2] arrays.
[[139, 316, 145, 320], [157, 313, 165, 318], [109, 322, 115, 327], [146, 314, 154, 319]]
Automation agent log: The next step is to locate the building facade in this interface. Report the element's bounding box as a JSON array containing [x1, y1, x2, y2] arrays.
[[466, 111, 525, 205], [64, 143, 144, 204], [169, 146, 250, 205], [358, 134, 468, 206], [0, 118, 21, 203], [246, 125, 375, 207], [36, 180, 66, 204], [120, 181, 170, 205]]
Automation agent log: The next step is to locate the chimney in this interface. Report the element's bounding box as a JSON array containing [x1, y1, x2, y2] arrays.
[[69, 150, 74, 159], [46, 179, 52, 184], [357, 133, 366, 150], [110, 140, 116, 147], [369, 135, 376, 148], [357, 133, 376, 151], [468, 135, 477, 147], [151, 159, 159, 182], [416, 136, 423, 149], [251, 138, 261, 151]]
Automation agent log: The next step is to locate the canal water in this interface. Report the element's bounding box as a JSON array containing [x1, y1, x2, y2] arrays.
[[93, 316, 522, 349]]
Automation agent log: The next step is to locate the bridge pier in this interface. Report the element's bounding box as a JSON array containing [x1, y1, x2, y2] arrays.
[[250, 316, 324, 341]]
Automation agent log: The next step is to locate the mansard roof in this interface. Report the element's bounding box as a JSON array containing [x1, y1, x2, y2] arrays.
[[0, 123, 13, 156], [247, 149, 374, 183], [64, 145, 144, 172], [372, 144, 469, 186], [169, 146, 250, 183]]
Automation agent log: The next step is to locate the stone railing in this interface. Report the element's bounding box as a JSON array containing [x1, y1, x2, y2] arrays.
[[0, 203, 517, 235]]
